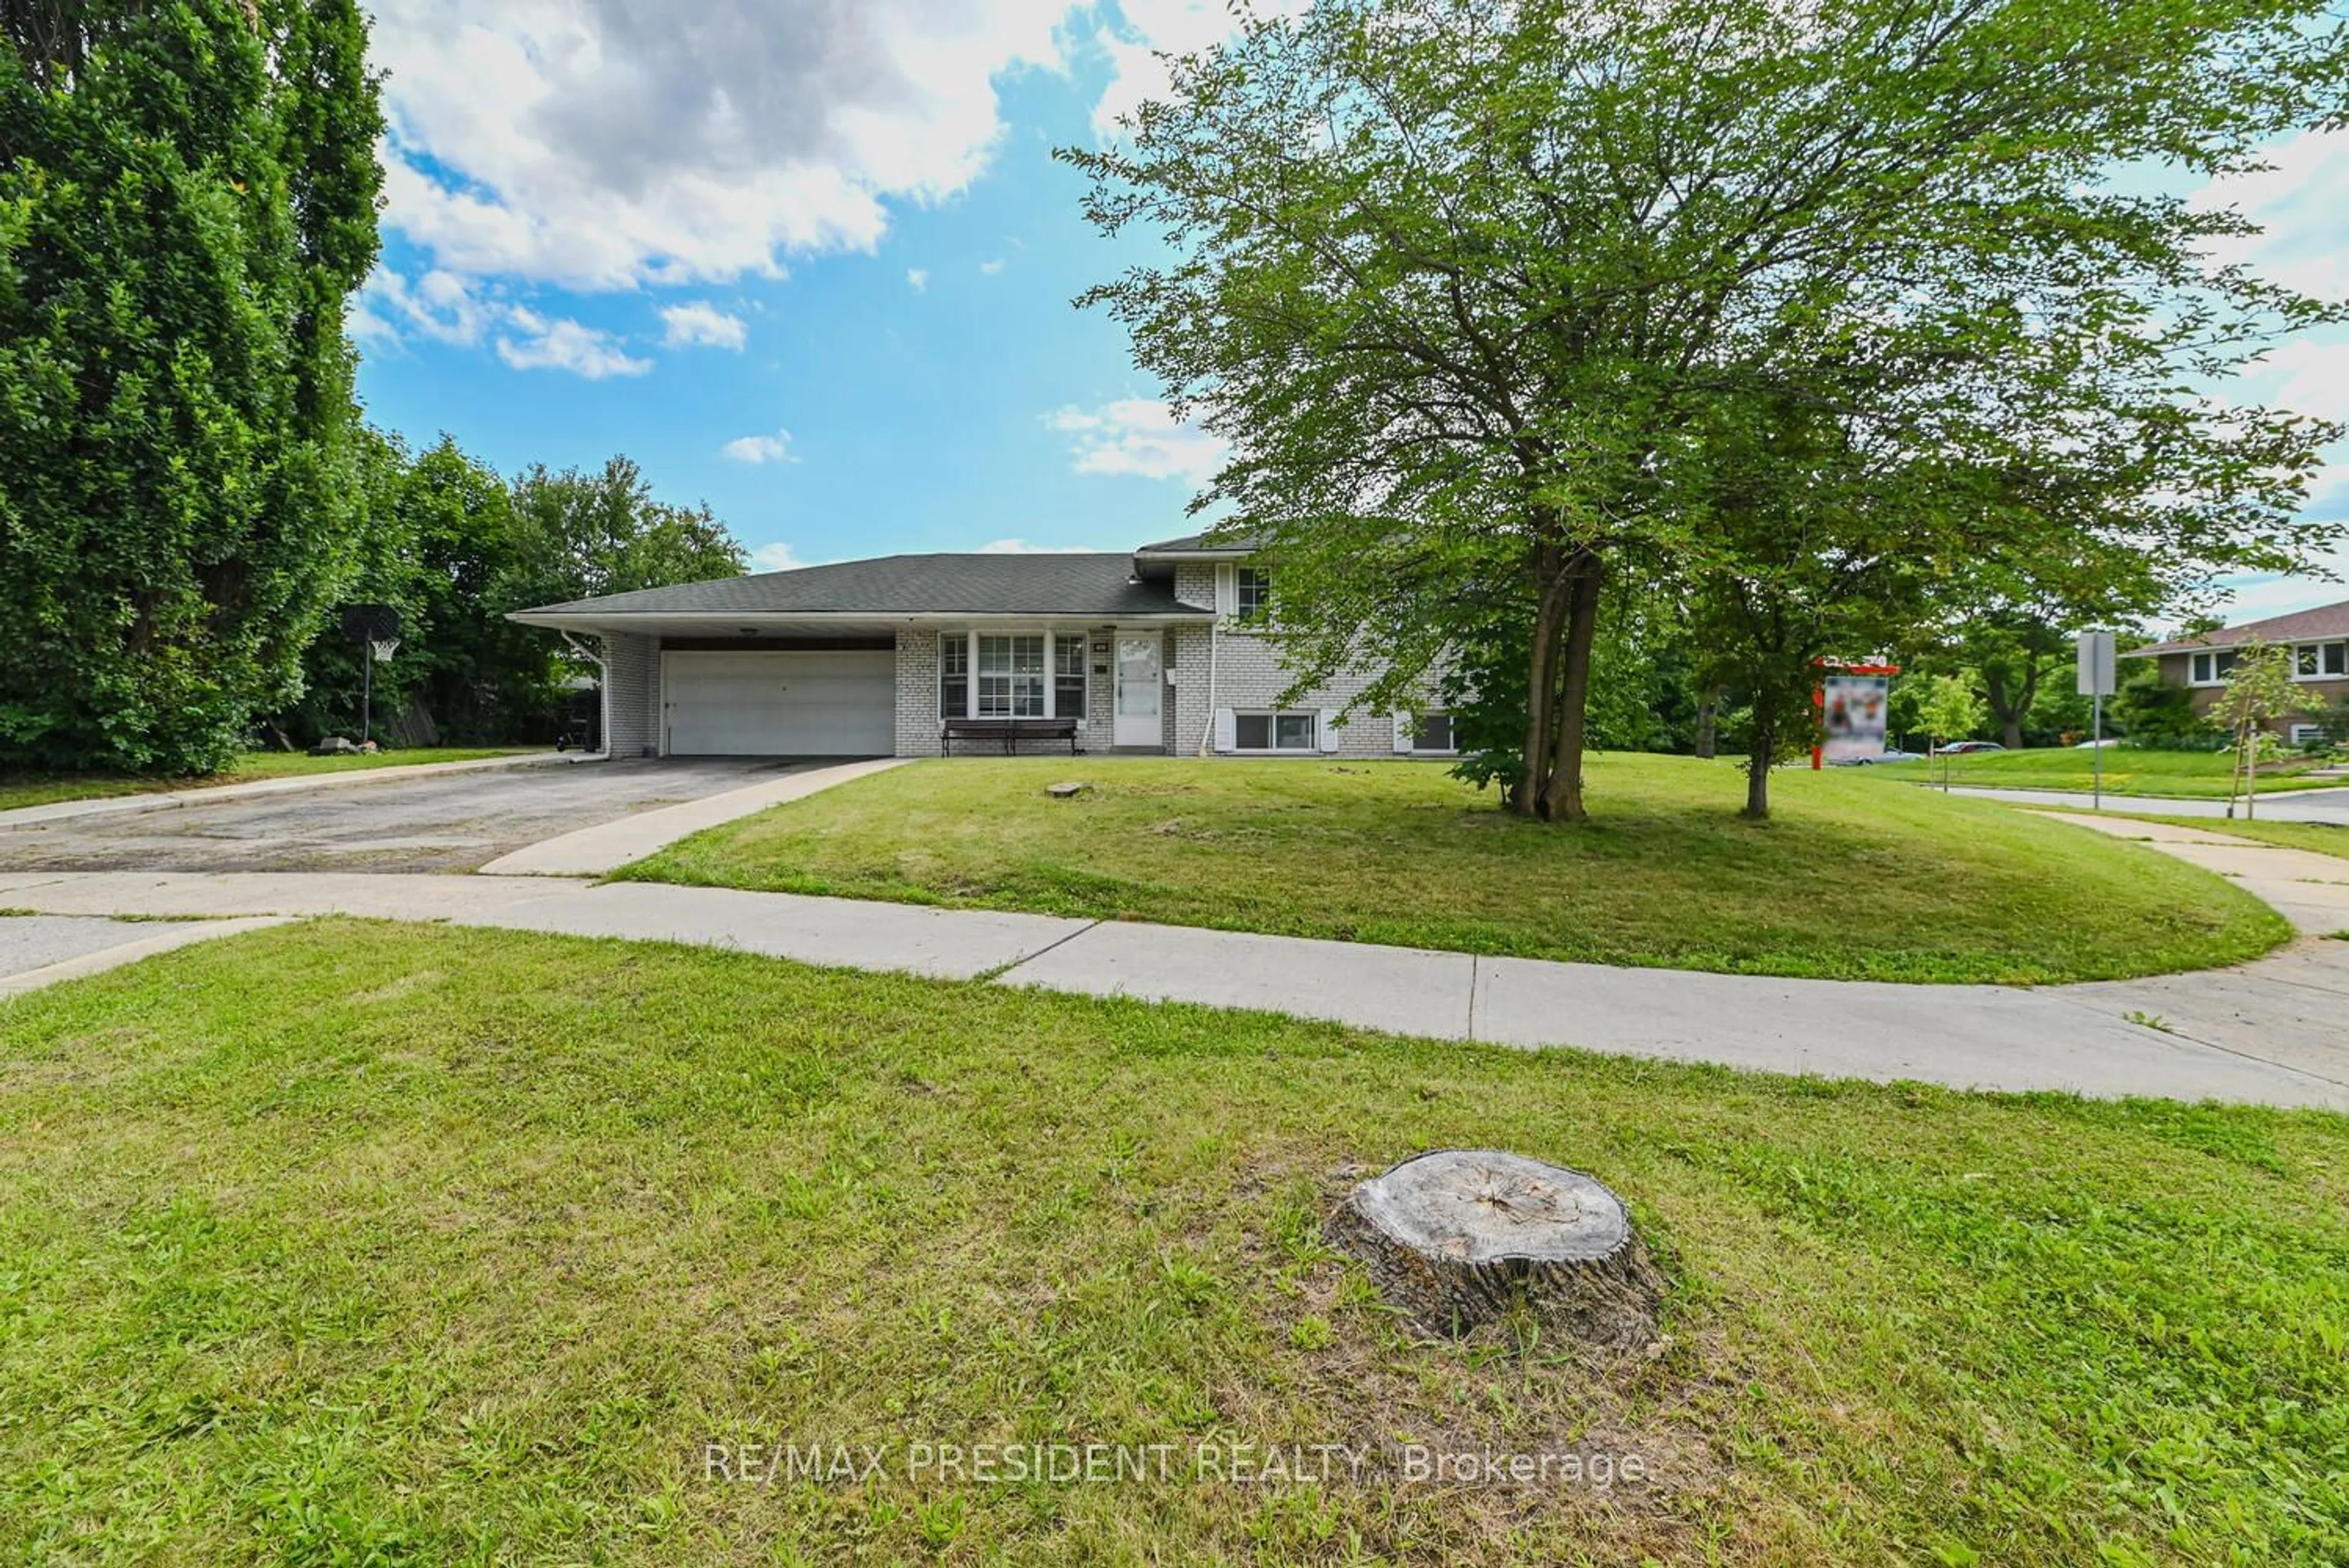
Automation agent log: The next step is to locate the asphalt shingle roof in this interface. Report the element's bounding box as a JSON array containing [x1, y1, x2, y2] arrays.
[[1133, 529, 1267, 554], [516, 552, 1206, 620], [2130, 596, 2349, 656]]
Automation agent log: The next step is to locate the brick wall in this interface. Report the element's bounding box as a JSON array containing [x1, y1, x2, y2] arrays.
[[1163, 559, 1442, 758], [603, 633, 660, 757], [2164, 652, 2349, 738], [894, 628, 941, 757]]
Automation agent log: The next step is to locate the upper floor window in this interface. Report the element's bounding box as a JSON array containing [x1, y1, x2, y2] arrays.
[[2188, 650, 2238, 686], [1235, 567, 1271, 620]]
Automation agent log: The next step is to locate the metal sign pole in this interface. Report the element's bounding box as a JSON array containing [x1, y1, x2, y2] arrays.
[[2092, 691, 2102, 809], [2077, 629, 2117, 811]]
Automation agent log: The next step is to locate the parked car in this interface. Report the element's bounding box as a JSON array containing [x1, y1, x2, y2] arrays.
[[1828, 748, 1926, 765], [1936, 740, 2005, 754]]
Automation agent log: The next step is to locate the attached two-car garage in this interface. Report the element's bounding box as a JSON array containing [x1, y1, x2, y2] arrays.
[[660, 650, 895, 757]]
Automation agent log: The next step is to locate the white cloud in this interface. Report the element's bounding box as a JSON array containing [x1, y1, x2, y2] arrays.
[[659, 300, 749, 351], [979, 257, 1006, 275], [907, 267, 930, 291], [2230, 335, 2349, 426], [978, 537, 1094, 552], [496, 308, 652, 377], [750, 542, 811, 571], [355, 266, 497, 346], [2192, 128, 2349, 302], [1048, 398, 1226, 483], [370, 0, 1075, 289], [722, 429, 800, 464], [1092, 0, 1303, 136]]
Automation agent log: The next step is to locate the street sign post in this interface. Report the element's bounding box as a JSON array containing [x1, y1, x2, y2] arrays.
[[2077, 630, 2118, 809]]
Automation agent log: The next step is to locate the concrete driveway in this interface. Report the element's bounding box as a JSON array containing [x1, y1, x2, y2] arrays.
[[0, 757, 818, 874]]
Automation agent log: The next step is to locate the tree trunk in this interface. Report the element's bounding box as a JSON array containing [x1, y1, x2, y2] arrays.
[[1693, 690, 1720, 759], [1324, 1150, 1662, 1345], [1539, 558, 1603, 822], [1743, 710, 1775, 819], [1512, 557, 1570, 816]]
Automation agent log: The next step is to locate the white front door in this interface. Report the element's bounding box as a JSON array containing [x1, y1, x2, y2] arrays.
[[1113, 635, 1162, 749]]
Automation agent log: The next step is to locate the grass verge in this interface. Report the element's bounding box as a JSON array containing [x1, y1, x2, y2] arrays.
[[1868, 745, 2343, 798], [2106, 814, 2349, 862], [621, 756, 2287, 984], [0, 921, 2343, 1564], [0, 747, 537, 813]]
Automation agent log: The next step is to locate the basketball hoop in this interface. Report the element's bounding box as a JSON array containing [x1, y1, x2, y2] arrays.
[[369, 637, 401, 664]]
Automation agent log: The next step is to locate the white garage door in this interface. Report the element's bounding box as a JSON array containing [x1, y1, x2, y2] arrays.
[[662, 651, 896, 756]]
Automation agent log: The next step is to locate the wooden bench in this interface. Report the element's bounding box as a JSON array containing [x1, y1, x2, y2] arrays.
[[941, 717, 1082, 756]]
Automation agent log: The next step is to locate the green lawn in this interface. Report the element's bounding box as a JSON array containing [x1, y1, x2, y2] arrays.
[[1868, 745, 2343, 798], [621, 756, 2287, 984], [1, 923, 2342, 1564], [2111, 814, 2349, 861], [0, 747, 538, 812]]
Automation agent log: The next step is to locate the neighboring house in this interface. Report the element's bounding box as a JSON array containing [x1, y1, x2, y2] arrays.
[[508, 530, 1457, 760], [2128, 596, 2349, 745]]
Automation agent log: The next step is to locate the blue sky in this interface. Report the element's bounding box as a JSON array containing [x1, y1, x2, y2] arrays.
[[351, 1, 2349, 621]]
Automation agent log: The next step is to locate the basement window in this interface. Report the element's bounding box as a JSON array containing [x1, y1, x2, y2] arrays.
[[1235, 712, 1317, 752]]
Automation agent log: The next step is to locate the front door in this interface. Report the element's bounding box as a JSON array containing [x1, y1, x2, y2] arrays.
[[1113, 635, 1162, 749]]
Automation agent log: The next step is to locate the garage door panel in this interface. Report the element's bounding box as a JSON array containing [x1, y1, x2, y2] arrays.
[[663, 652, 894, 756]]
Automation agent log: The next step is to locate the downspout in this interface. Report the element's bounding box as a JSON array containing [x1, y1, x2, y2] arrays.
[[1199, 573, 1220, 757], [561, 631, 610, 757]]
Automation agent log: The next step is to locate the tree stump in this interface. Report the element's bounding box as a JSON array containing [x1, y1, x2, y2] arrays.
[[1325, 1150, 1661, 1343]]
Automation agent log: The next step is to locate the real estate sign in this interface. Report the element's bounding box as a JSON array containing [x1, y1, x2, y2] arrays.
[[1821, 674, 1892, 763]]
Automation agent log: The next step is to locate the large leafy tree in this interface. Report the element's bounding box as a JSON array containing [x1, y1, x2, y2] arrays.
[[504, 456, 748, 611], [280, 445, 744, 746], [1067, 0, 2345, 820], [278, 431, 547, 747], [0, 0, 382, 773]]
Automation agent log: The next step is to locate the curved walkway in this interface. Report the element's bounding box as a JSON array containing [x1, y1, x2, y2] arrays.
[[2, 816, 2344, 1109]]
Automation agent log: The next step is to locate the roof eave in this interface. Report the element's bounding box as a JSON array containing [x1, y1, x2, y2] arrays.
[[507, 608, 1213, 628]]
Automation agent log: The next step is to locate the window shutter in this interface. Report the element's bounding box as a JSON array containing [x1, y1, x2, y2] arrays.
[[1318, 710, 1342, 752], [1393, 712, 1414, 752], [1213, 707, 1237, 751], [1215, 564, 1234, 617]]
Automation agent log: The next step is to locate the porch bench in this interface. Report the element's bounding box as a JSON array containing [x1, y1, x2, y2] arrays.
[[941, 717, 1082, 756]]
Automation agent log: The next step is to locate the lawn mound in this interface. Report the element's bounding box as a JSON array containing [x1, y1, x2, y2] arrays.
[[620, 755, 2289, 984], [2, 922, 2343, 1563]]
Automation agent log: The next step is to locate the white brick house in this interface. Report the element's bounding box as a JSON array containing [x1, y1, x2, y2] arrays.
[[510, 532, 1455, 761]]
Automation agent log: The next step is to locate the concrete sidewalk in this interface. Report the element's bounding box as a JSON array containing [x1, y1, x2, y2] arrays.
[[2042, 812, 2349, 935], [3, 867, 2343, 1110], [477, 757, 910, 876], [0, 913, 289, 998], [1946, 784, 2349, 823]]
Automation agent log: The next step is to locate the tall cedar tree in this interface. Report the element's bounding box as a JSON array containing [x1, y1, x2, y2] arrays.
[[0, 0, 382, 773], [1065, 0, 2345, 820]]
